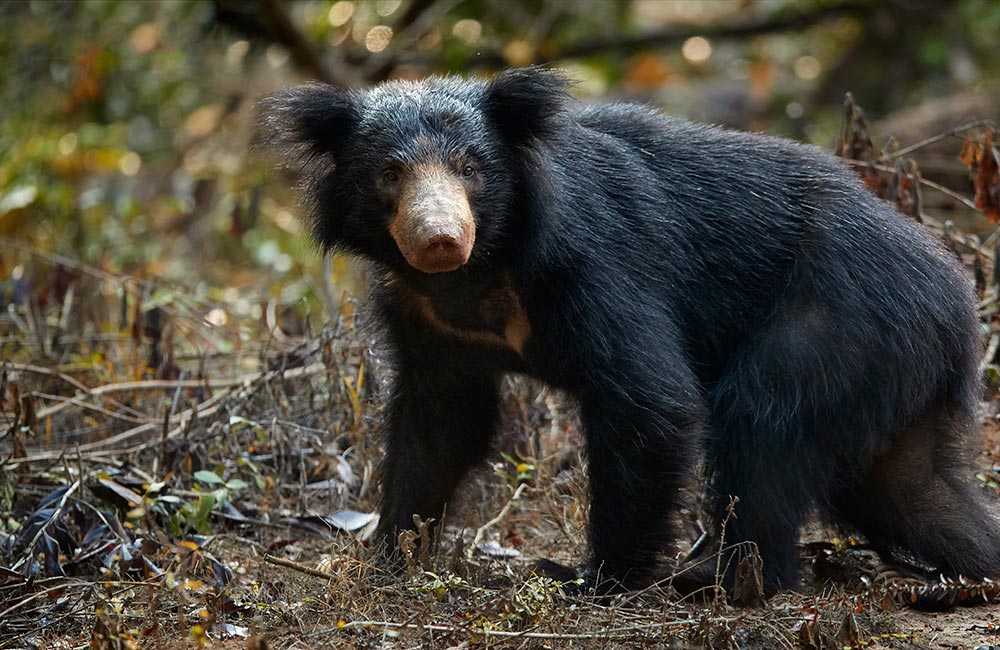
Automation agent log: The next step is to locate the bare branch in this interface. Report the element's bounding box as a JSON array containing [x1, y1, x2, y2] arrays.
[[544, 1, 872, 62], [259, 0, 350, 86], [341, 1, 872, 69]]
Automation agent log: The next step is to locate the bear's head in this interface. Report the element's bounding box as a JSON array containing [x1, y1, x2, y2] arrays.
[[258, 67, 569, 275]]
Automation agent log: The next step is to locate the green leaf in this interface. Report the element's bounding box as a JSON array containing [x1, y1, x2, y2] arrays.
[[194, 470, 224, 485], [196, 493, 217, 520]]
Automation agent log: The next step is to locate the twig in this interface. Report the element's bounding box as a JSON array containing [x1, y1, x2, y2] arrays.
[[263, 553, 336, 580], [3, 362, 93, 394], [713, 496, 739, 607], [27, 392, 148, 425], [15, 480, 80, 569], [7, 358, 330, 463], [3, 362, 144, 424], [0, 237, 143, 288], [525, 0, 569, 54], [0, 236, 237, 350], [341, 0, 871, 68], [1, 362, 327, 440], [840, 157, 980, 212], [917, 176, 982, 212], [58, 374, 261, 394], [469, 482, 527, 557], [548, 1, 870, 61], [4, 390, 230, 463], [981, 333, 1000, 372], [0, 582, 92, 620], [684, 529, 709, 563], [313, 616, 708, 641], [883, 119, 998, 160]]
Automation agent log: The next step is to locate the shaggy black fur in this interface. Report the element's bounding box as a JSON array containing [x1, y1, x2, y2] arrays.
[[258, 68, 1000, 593]]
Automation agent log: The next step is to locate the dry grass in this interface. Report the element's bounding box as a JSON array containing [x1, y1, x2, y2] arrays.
[[3, 239, 1000, 650]]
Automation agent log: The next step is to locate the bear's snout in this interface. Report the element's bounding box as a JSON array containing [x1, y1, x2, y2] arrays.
[[412, 228, 470, 273], [389, 164, 476, 274]]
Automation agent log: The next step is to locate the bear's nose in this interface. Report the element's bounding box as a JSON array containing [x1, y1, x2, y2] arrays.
[[425, 232, 460, 250], [388, 164, 477, 274], [417, 231, 468, 272]]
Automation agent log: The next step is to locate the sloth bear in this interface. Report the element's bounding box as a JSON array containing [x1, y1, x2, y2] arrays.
[[259, 67, 1000, 593]]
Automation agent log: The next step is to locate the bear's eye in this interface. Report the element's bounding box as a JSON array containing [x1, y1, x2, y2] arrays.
[[461, 165, 477, 178], [382, 169, 399, 183]]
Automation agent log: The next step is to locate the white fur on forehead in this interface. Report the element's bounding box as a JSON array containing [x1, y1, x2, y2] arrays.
[[358, 77, 488, 124]]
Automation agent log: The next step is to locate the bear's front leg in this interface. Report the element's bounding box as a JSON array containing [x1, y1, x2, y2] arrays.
[[373, 360, 500, 552], [579, 382, 705, 590]]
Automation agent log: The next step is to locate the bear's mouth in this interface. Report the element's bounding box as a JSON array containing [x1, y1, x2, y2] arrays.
[[389, 165, 476, 274]]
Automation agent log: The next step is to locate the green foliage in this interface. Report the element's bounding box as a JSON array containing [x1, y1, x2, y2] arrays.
[[1, 0, 321, 325], [413, 570, 572, 628], [415, 570, 472, 601], [3, 0, 996, 313], [150, 469, 249, 535], [502, 572, 570, 625], [497, 451, 534, 488]]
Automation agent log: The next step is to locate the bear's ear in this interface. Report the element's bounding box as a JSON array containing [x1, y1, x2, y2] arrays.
[[482, 66, 570, 145], [255, 83, 357, 160]]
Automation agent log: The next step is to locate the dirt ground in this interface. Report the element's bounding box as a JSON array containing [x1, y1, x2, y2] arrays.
[[5, 330, 1000, 650]]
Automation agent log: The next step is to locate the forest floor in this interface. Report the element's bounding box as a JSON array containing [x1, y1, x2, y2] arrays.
[[5, 1, 1000, 645], [4, 294, 1000, 650]]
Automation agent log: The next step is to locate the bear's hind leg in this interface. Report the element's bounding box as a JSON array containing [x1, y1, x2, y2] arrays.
[[825, 396, 1000, 581], [698, 312, 849, 593]]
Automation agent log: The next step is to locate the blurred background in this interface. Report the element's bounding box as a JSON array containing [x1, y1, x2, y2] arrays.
[[3, 0, 999, 345], [3, 3, 1000, 644]]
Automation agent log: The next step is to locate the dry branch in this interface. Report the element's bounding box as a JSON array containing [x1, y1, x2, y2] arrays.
[[313, 616, 710, 642], [4, 362, 327, 463], [263, 553, 336, 580], [469, 482, 528, 557]]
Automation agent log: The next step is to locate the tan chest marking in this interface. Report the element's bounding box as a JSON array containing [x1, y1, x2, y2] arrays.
[[404, 284, 531, 355]]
